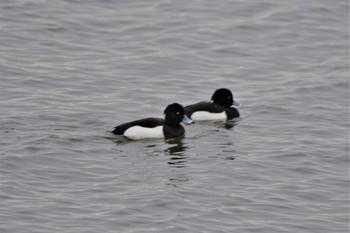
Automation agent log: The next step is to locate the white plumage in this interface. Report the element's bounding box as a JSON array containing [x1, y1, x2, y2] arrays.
[[123, 126, 163, 140], [190, 111, 226, 121]]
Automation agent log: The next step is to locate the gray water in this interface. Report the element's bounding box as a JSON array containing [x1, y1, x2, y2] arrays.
[[1, 0, 349, 232]]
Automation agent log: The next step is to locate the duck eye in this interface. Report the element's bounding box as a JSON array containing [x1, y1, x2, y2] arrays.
[[176, 112, 180, 115], [228, 96, 231, 99]]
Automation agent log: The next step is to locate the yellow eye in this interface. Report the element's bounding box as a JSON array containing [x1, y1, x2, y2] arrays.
[[176, 112, 180, 115], [228, 96, 231, 99]]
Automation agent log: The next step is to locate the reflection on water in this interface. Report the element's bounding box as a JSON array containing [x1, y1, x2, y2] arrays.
[[109, 134, 189, 168], [165, 137, 188, 155], [165, 137, 189, 168], [225, 118, 240, 129], [167, 156, 187, 168], [194, 118, 240, 130], [167, 176, 191, 187]]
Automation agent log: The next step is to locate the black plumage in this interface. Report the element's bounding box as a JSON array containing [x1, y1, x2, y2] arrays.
[[112, 118, 164, 135]]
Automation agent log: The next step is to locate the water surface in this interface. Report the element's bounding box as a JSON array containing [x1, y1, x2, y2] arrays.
[[1, 0, 349, 232]]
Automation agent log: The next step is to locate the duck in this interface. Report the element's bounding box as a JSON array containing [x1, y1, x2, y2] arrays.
[[112, 103, 192, 140], [184, 88, 241, 121]]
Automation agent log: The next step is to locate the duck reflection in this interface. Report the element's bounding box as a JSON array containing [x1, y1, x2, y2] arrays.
[[165, 137, 187, 154], [167, 175, 190, 187], [165, 137, 188, 168], [225, 119, 238, 129], [212, 118, 239, 129]]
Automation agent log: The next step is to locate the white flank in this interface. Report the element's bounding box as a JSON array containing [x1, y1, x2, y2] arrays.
[[191, 111, 226, 121], [123, 126, 163, 140]]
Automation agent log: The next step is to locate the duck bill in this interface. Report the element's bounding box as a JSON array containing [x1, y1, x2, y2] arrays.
[[232, 99, 242, 108], [182, 115, 193, 124]]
